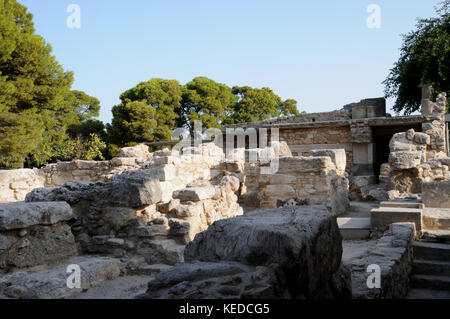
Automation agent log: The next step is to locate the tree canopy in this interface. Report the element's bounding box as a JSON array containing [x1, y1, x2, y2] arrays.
[[224, 86, 298, 124], [383, 0, 449, 114], [107, 77, 300, 150], [0, 0, 104, 168]]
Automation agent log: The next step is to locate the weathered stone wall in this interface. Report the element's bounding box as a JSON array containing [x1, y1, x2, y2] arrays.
[[0, 202, 77, 274], [242, 149, 349, 215], [24, 143, 244, 266], [0, 169, 45, 203], [279, 126, 353, 172], [345, 223, 415, 299], [380, 129, 450, 198]]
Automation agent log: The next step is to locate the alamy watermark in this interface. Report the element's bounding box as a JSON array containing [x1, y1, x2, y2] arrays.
[[366, 4, 381, 29], [172, 120, 280, 175], [66, 264, 81, 289], [366, 264, 381, 289], [67, 4, 81, 29]]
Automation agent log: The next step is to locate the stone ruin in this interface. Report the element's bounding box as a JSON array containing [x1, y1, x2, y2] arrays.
[[0, 87, 449, 299]]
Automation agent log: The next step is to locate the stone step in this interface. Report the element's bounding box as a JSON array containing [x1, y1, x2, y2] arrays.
[[0, 256, 121, 299], [337, 217, 370, 240], [413, 242, 450, 261], [411, 274, 450, 291], [423, 208, 450, 230], [413, 259, 450, 277], [421, 229, 450, 244], [380, 201, 424, 209], [371, 207, 422, 234]]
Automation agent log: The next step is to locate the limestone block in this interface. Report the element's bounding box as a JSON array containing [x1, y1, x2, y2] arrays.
[[148, 165, 176, 181], [269, 141, 293, 158], [119, 144, 152, 159], [310, 149, 346, 172], [422, 180, 450, 208], [111, 157, 136, 167], [414, 133, 431, 145], [0, 202, 73, 231], [268, 174, 296, 185], [173, 187, 216, 202], [265, 185, 296, 198], [109, 171, 163, 207], [389, 133, 413, 152], [389, 151, 422, 170], [278, 157, 332, 174]]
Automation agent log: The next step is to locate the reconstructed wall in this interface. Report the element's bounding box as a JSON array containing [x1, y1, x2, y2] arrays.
[[279, 126, 353, 171], [24, 143, 242, 265], [242, 149, 349, 215], [379, 91, 449, 198]]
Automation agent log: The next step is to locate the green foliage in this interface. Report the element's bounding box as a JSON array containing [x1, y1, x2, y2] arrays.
[[0, 0, 102, 168], [68, 119, 106, 140], [107, 100, 158, 146], [384, 1, 450, 114], [108, 77, 300, 147], [179, 77, 236, 130], [0, 110, 43, 168], [223, 86, 299, 124], [70, 133, 106, 161]]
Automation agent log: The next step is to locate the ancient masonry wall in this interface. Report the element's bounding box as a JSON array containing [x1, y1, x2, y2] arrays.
[[279, 126, 353, 172], [379, 91, 449, 197], [242, 149, 349, 215], [22, 143, 243, 266]]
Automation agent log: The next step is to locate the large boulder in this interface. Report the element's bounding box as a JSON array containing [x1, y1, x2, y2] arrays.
[[109, 170, 163, 207], [0, 202, 76, 273], [185, 206, 342, 286], [0, 202, 72, 231], [139, 206, 349, 299]]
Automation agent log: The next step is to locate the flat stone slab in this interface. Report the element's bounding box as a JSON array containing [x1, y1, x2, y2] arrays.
[[371, 207, 422, 235], [173, 187, 216, 202], [0, 256, 120, 299], [0, 202, 73, 231], [338, 218, 371, 229], [338, 218, 371, 240]]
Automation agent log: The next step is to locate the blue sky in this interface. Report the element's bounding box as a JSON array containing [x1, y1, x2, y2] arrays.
[[20, 0, 443, 123]]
